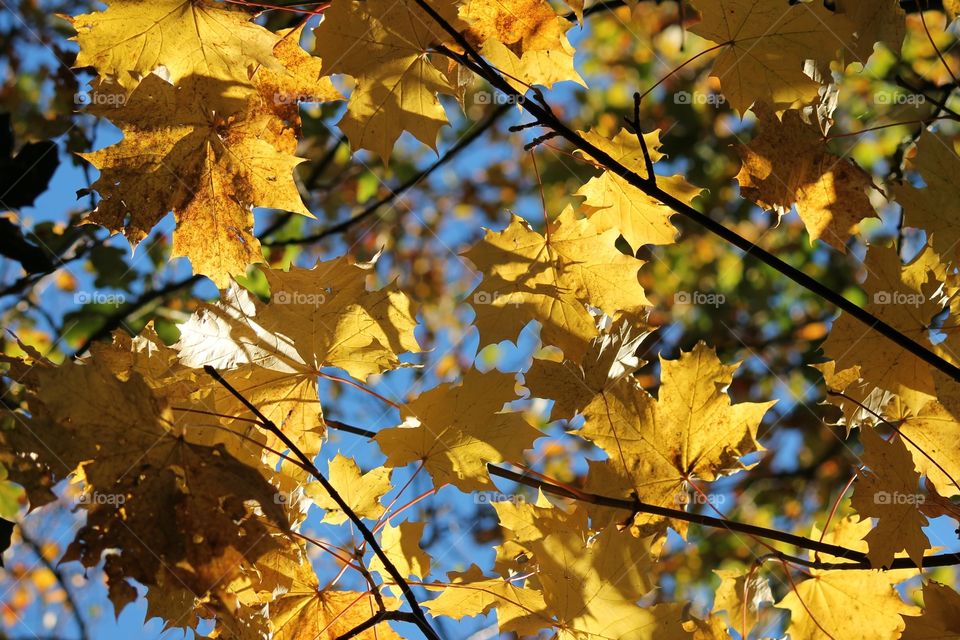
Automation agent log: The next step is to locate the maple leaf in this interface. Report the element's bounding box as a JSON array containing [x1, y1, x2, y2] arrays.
[[80, 74, 315, 286], [688, 0, 856, 114], [461, 0, 584, 89], [463, 206, 651, 360], [575, 128, 703, 251], [71, 0, 281, 93], [176, 258, 420, 382], [883, 398, 960, 495], [524, 319, 650, 420], [313, 0, 463, 162], [893, 132, 960, 266], [850, 428, 930, 568], [369, 520, 431, 580], [0, 354, 289, 614], [580, 342, 775, 538], [375, 368, 539, 491], [900, 581, 960, 640], [835, 0, 906, 63], [424, 564, 551, 636], [778, 569, 919, 639], [532, 527, 690, 639], [306, 454, 391, 525], [735, 104, 878, 250], [821, 245, 946, 414]]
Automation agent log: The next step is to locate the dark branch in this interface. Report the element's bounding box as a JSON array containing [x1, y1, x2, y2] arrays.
[[202, 367, 442, 640]]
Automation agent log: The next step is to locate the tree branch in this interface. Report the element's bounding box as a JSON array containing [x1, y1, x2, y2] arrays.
[[419, 2, 960, 383], [265, 102, 511, 247], [323, 420, 960, 571], [202, 367, 442, 640]]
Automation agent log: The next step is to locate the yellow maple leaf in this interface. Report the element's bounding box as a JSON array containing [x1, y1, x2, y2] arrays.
[[533, 528, 690, 639], [314, 0, 463, 162], [736, 104, 878, 250], [424, 564, 551, 636], [463, 206, 651, 360], [778, 569, 918, 640], [461, 0, 584, 90], [580, 342, 775, 538], [850, 428, 930, 568], [575, 128, 702, 250], [306, 454, 391, 525], [375, 369, 539, 491], [893, 132, 960, 265], [0, 354, 289, 614], [81, 74, 314, 286], [71, 0, 280, 93], [821, 245, 945, 414], [688, 0, 856, 114], [369, 520, 431, 580]]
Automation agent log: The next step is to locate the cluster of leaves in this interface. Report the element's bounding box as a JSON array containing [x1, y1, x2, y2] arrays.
[[4, 0, 960, 639]]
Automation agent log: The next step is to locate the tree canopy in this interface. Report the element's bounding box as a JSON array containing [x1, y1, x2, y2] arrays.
[[2, 0, 960, 638]]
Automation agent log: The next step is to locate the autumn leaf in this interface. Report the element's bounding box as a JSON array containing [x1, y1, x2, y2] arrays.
[[580, 342, 775, 538], [0, 354, 290, 614], [893, 132, 960, 266], [369, 520, 431, 580], [575, 128, 703, 251], [81, 74, 317, 286], [306, 454, 392, 525], [314, 0, 463, 162], [71, 0, 281, 93], [375, 368, 539, 491], [464, 206, 652, 360], [688, 0, 856, 114], [736, 104, 878, 250], [900, 581, 960, 640], [850, 428, 930, 568], [821, 245, 946, 413]]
